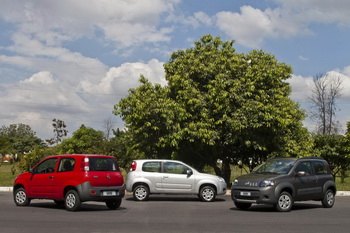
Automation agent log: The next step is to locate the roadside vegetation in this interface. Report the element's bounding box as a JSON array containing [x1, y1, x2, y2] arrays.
[[1, 35, 349, 188], [1, 162, 349, 191]]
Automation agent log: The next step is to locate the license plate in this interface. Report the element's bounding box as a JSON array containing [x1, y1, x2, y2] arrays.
[[240, 191, 251, 196], [102, 191, 117, 196]]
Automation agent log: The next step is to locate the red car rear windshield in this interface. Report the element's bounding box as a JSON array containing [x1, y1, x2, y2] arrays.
[[89, 157, 120, 172]]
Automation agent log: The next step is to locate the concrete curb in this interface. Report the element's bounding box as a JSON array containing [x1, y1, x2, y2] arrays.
[[0, 187, 13, 192], [1, 187, 350, 196], [336, 191, 350, 196]]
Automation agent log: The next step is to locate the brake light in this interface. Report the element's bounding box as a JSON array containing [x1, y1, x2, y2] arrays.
[[81, 157, 90, 171], [131, 161, 137, 171]]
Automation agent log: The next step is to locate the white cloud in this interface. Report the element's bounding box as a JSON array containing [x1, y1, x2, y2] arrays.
[[194, 12, 213, 26], [20, 71, 56, 85], [0, 0, 178, 48], [215, 0, 350, 48], [165, 10, 212, 29], [275, 0, 350, 26], [81, 59, 166, 95], [287, 74, 314, 100], [298, 56, 308, 61], [0, 59, 165, 138], [216, 6, 306, 48], [331, 70, 350, 99]]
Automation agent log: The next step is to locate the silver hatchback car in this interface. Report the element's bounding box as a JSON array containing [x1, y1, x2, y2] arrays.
[[126, 159, 227, 202]]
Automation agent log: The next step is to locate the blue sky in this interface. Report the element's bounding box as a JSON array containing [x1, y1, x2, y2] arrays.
[[0, 0, 349, 139]]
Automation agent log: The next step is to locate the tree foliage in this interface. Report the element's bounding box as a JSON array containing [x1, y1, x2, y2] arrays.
[[312, 132, 350, 182], [18, 146, 59, 172], [107, 129, 145, 169], [46, 118, 68, 145], [0, 123, 43, 159], [59, 125, 105, 154], [115, 35, 311, 183]]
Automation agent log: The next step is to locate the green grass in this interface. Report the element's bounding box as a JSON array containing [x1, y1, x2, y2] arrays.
[[335, 176, 350, 191], [0, 163, 21, 186]]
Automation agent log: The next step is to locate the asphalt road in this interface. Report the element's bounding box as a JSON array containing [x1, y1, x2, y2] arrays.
[[1, 192, 350, 233]]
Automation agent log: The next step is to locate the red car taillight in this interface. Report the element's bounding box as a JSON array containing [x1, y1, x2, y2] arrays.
[[130, 161, 137, 171], [81, 157, 90, 171]]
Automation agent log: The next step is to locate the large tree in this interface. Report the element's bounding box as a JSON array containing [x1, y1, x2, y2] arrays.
[[115, 35, 311, 183], [46, 118, 68, 145], [0, 123, 43, 160], [312, 129, 350, 182], [309, 73, 343, 134], [59, 125, 105, 154]]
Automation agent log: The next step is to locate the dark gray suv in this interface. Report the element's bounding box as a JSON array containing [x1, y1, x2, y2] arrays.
[[231, 157, 336, 212]]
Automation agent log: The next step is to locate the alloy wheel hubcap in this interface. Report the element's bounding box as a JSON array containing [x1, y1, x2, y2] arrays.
[[66, 193, 76, 208], [136, 188, 146, 199], [327, 192, 334, 205], [16, 191, 26, 204], [279, 195, 291, 209], [202, 188, 214, 201]]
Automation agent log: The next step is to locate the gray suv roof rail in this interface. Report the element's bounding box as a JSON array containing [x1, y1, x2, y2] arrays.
[[297, 156, 324, 160]]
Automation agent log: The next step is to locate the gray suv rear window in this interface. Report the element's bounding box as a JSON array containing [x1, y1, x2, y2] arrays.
[[313, 161, 327, 175]]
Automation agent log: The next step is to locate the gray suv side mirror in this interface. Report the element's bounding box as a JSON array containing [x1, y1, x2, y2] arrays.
[[297, 171, 306, 176]]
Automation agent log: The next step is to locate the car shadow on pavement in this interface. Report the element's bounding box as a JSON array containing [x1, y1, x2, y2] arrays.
[[229, 202, 323, 212], [27, 201, 127, 212]]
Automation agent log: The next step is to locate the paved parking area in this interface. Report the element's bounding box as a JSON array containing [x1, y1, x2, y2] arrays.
[[1, 192, 350, 233]]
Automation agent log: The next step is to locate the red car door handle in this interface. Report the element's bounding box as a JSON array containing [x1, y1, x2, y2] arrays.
[[48, 176, 53, 179]]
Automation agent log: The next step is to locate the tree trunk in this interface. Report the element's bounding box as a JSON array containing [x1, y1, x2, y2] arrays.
[[211, 162, 222, 177], [221, 158, 231, 185]]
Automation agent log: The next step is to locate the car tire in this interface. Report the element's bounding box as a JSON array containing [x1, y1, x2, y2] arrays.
[[65, 190, 81, 211], [14, 187, 31, 206], [199, 186, 216, 202], [276, 191, 293, 212], [106, 199, 122, 210], [322, 189, 335, 208], [234, 202, 252, 210], [133, 184, 149, 201]]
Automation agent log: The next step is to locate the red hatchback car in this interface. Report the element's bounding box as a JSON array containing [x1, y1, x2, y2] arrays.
[[13, 154, 125, 211]]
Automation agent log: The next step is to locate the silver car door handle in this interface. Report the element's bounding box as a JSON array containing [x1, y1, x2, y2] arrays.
[[163, 176, 169, 178]]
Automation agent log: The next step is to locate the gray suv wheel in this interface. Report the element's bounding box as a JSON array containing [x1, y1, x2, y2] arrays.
[[276, 192, 293, 212], [322, 189, 335, 208]]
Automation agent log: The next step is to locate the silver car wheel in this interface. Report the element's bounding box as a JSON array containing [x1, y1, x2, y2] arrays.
[[201, 187, 215, 202], [278, 194, 291, 210], [66, 193, 76, 208], [15, 190, 27, 204], [135, 187, 147, 200]]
